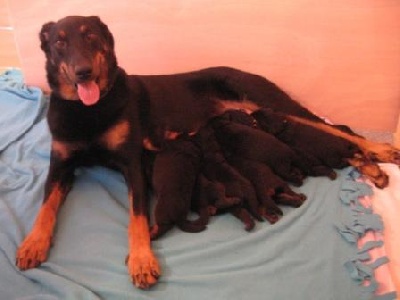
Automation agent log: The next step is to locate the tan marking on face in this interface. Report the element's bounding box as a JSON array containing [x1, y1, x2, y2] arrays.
[[79, 25, 87, 33], [57, 62, 79, 100], [101, 120, 130, 150], [58, 30, 66, 38], [94, 52, 109, 92]]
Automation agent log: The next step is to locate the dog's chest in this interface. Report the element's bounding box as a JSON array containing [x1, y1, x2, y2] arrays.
[[51, 120, 131, 164]]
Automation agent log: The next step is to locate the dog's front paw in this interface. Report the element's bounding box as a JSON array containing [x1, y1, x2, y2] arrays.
[[16, 232, 51, 270], [126, 251, 161, 289]]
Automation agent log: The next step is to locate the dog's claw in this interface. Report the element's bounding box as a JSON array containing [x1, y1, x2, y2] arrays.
[[16, 232, 51, 271]]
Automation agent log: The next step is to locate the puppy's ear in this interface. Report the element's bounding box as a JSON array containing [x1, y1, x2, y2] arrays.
[[89, 16, 115, 50], [39, 22, 55, 53]]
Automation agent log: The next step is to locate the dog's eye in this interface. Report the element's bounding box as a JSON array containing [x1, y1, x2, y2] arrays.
[[55, 40, 67, 49], [86, 33, 97, 42]]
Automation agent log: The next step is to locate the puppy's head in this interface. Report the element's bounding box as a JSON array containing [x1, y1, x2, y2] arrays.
[[40, 16, 117, 105], [251, 108, 287, 135]]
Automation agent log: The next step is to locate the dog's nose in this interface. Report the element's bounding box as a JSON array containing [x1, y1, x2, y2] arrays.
[[75, 66, 93, 81]]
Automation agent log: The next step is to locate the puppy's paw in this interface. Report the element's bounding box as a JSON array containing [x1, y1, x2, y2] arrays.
[[16, 232, 51, 270], [275, 193, 307, 208], [259, 205, 283, 224], [126, 250, 161, 289]]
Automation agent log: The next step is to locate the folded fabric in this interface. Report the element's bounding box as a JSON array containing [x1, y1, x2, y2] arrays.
[[0, 69, 47, 152]]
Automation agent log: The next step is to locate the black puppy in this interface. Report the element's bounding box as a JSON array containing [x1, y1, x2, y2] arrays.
[[191, 174, 256, 231], [211, 111, 306, 186], [193, 125, 262, 231], [252, 108, 360, 170], [225, 109, 337, 179], [149, 137, 207, 239], [228, 156, 307, 223]]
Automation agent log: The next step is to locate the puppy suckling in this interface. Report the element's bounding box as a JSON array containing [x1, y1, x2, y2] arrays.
[[251, 108, 360, 173], [149, 137, 206, 239], [192, 125, 262, 231], [228, 156, 307, 224], [210, 111, 306, 186], [223, 109, 337, 179]]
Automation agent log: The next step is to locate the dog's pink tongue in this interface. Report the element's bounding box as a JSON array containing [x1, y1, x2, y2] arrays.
[[77, 81, 100, 106]]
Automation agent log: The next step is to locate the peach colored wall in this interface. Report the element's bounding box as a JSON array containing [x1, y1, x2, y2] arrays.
[[8, 0, 400, 131]]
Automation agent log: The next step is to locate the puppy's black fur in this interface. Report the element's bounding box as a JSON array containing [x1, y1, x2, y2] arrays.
[[228, 156, 307, 223], [149, 137, 206, 239], [193, 124, 262, 230], [225, 109, 337, 179], [16, 15, 400, 290], [211, 112, 306, 186], [252, 108, 360, 169]]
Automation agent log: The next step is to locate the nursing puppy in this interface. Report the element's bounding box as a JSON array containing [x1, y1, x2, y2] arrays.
[[211, 112, 307, 186], [223, 109, 337, 179], [149, 137, 206, 239]]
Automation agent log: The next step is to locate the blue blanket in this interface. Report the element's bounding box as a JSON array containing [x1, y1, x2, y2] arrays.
[[0, 70, 393, 300]]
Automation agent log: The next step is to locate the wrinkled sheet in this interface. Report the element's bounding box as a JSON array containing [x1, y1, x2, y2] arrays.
[[0, 70, 396, 300]]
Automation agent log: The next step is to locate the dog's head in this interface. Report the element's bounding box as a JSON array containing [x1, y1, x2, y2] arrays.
[[40, 16, 118, 105]]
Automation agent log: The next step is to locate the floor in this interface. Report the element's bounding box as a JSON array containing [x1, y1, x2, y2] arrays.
[[0, 0, 20, 73]]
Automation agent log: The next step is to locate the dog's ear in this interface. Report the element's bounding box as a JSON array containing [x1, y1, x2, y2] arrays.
[[89, 16, 115, 50], [39, 22, 56, 53]]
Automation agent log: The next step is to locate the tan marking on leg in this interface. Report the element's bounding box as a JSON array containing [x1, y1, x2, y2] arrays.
[[16, 184, 64, 270], [126, 193, 160, 289], [287, 115, 400, 162], [219, 100, 260, 113], [287, 115, 398, 188], [100, 120, 130, 150]]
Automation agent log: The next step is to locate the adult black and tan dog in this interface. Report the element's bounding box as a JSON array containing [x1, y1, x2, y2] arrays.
[[15, 15, 400, 289]]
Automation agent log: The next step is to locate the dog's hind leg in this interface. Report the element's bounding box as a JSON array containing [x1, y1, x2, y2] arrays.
[[288, 115, 400, 188]]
